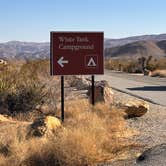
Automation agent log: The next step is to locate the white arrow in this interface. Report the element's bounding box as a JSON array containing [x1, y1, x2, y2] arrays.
[[57, 56, 69, 68]]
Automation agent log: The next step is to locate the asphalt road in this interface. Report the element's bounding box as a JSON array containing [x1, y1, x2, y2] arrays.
[[96, 69, 166, 106]]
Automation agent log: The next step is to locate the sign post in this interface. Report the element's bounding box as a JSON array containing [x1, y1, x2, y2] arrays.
[[61, 76, 64, 121], [50, 32, 104, 121], [92, 75, 95, 105]]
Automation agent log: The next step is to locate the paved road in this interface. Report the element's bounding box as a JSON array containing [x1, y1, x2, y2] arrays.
[[96, 70, 166, 106]]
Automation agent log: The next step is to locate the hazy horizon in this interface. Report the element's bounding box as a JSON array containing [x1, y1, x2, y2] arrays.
[[0, 33, 165, 43]]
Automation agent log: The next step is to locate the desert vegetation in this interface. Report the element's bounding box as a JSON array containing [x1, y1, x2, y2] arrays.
[[105, 57, 166, 76], [0, 59, 140, 165]]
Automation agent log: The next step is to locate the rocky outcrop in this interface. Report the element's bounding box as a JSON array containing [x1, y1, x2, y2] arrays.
[[27, 116, 61, 138], [67, 76, 90, 90], [88, 80, 114, 105], [121, 100, 149, 118]]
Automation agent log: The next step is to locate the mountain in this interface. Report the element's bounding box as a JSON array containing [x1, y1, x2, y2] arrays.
[[105, 40, 166, 59], [0, 41, 49, 60], [0, 34, 166, 60], [105, 34, 166, 48]]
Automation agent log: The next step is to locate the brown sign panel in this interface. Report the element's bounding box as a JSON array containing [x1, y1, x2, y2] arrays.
[[50, 32, 104, 75]]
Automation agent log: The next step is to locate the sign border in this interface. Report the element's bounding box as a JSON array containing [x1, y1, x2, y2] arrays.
[[50, 31, 104, 76]]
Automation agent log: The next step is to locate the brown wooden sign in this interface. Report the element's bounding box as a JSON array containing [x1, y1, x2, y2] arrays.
[[50, 32, 104, 75]]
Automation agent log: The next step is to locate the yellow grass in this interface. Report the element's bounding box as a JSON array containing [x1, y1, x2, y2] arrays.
[[0, 99, 139, 166], [0, 60, 140, 165]]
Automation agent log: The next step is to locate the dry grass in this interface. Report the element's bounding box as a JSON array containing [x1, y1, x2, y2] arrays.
[[0, 99, 139, 166], [0, 59, 140, 165]]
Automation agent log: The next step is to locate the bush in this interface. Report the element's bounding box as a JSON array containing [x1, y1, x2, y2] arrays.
[[0, 61, 48, 115], [105, 59, 140, 73], [6, 84, 46, 114]]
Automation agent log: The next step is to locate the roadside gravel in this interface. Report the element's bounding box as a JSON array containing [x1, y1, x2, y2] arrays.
[[112, 90, 166, 166]]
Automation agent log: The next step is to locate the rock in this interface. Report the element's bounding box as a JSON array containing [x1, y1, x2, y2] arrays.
[[0, 115, 10, 122], [27, 116, 61, 138], [88, 80, 114, 104], [45, 116, 61, 132], [137, 144, 166, 166], [122, 100, 149, 118], [67, 76, 90, 90]]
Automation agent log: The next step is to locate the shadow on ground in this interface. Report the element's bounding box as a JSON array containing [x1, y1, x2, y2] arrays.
[[127, 86, 166, 91]]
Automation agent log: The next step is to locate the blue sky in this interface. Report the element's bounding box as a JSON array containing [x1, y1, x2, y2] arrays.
[[0, 0, 166, 42]]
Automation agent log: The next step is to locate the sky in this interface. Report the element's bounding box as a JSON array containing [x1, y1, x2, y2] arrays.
[[0, 0, 166, 42]]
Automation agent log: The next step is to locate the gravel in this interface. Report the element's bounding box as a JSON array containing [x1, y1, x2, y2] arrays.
[[112, 90, 166, 166]]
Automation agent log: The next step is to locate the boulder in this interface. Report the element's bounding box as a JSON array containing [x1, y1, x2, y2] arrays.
[[122, 100, 149, 118], [27, 116, 61, 137], [67, 76, 90, 90], [137, 144, 166, 166], [45, 116, 61, 132], [88, 80, 114, 105]]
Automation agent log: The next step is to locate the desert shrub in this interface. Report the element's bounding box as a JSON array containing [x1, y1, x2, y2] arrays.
[[105, 59, 141, 73], [123, 61, 137, 73], [155, 58, 166, 70], [147, 63, 158, 71], [0, 60, 48, 115], [0, 64, 19, 107], [105, 57, 166, 73], [19, 59, 50, 82], [6, 84, 46, 114]]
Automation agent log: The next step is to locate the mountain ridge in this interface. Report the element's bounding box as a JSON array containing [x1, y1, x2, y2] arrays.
[[105, 40, 166, 59], [0, 33, 166, 60]]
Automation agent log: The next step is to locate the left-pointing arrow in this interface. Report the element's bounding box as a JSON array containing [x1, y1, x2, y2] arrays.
[[57, 57, 69, 68]]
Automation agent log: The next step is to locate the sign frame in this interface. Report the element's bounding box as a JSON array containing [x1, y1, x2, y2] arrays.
[[50, 31, 104, 76]]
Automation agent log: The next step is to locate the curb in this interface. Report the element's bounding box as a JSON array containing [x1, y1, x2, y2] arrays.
[[111, 87, 165, 106]]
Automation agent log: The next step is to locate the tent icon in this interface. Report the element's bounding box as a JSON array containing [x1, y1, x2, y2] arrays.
[[87, 57, 97, 67], [85, 55, 98, 68]]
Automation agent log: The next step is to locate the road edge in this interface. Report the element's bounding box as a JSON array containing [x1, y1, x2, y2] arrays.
[[111, 87, 165, 106]]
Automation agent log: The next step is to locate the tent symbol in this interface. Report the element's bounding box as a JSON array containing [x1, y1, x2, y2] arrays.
[[87, 57, 97, 67]]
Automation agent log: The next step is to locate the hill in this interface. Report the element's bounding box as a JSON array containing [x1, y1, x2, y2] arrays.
[[105, 33, 166, 48], [105, 40, 166, 59], [0, 34, 166, 60], [0, 41, 49, 60]]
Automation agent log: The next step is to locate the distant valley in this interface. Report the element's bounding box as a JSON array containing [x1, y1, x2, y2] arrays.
[[1, 34, 166, 60]]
